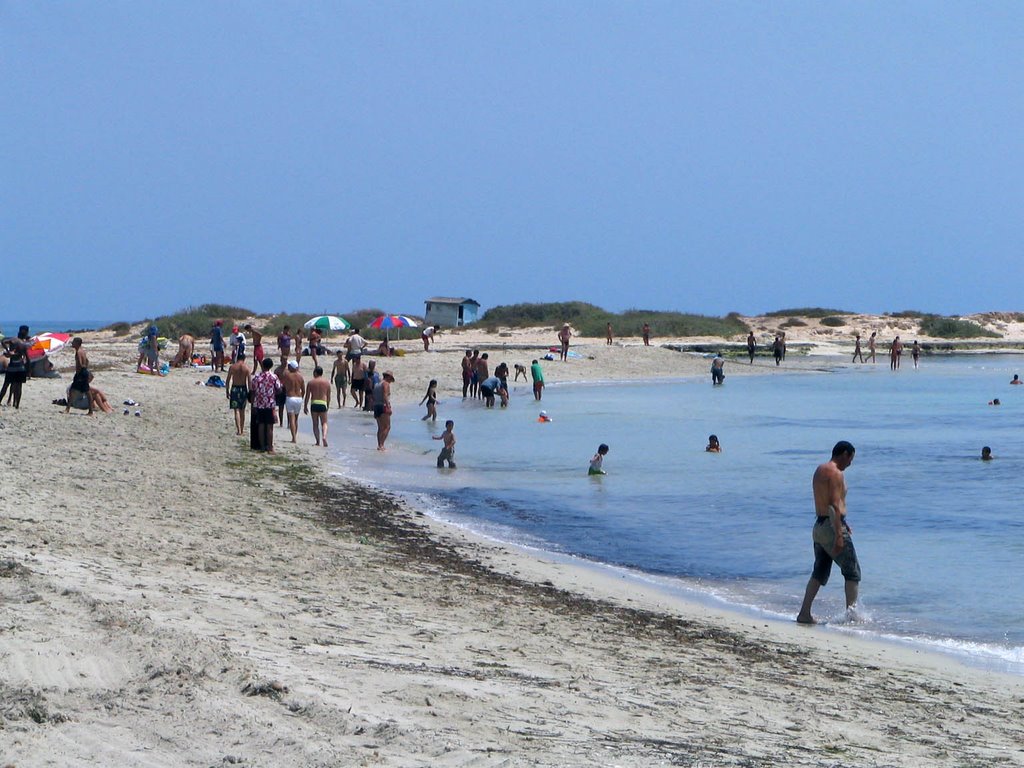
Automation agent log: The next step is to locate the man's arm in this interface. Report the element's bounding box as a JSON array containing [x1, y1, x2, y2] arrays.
[[828, 470, 848, 552]]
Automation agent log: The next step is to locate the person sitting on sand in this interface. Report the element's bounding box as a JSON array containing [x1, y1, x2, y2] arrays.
[[588, 444, 609, 475], [706, 435, 721, 453], [1012, 374, 1022, 385], [981, 446, 994, 461], [377, 338, 393, 357]]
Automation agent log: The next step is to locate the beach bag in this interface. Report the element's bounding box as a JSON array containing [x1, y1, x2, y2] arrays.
[[205, 375, 225, 388]]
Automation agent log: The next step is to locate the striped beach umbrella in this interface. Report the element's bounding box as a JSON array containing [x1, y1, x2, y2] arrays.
[[303, 315, 351, 332], [368, 314, 419, 330], [27, 332, 72, 361]]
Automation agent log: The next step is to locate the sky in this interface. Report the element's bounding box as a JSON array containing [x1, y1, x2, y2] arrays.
[[3, 2, 1022, 322]]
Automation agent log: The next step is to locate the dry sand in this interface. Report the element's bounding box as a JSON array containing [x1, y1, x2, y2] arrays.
[[2, 325, 1024, 766]]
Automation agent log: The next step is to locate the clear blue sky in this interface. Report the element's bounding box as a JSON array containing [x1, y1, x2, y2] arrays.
[[3, 2, 1022, 322]]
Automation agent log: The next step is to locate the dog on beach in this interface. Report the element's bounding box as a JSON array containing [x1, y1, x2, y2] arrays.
[[514, 363, 529, 382]]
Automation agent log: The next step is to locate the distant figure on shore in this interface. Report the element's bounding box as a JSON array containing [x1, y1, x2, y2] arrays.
[[558, 323, 572, 361], [797, 440, 859, 625], [331, 350, 349, 407], [588, 444, 609, 475], [374, 370, 395, 451], [606, 322, 613, 345], [293, 329, 303, 366], [475, 353, 490, 400], [433, 419, 457, 469], [304, 366, 331, 447], [172, 333, 195, 367], [420, 379, 438, 421], [642, 323, 651, 347], [852, 333, 864, 363], [250, 358, 282, 453], [890, 336, 902, 371], [211, 320, 226, 371], [230, 326, 244, 364], [421, 324, 440, 351], [142, 324, 160, 373], [780, 332, 787, 361], [514, 363, 529, 382], [244, 324, 264, 365], [1012, 374, 1022, 385], [469, 350, 481, 398], [65, 337, 94, 415], [461, 350, 474, 398], [308, 328, 323, 370], [362, 360, 378, 412], [0, 326, 30, 409], [746, 331, 756, 364], [277, 326, 292, 363], [224, 352, 252, 436], [981, 446, 993, 461], [867, 332, 877, 363], [911, 340, 920, 369], [281, 360, 306, 443], [531, 359, 545, 401], [349, 356, 366, 408], [711, 353, 725, 385], [480, 375, 501, 408], [706, 434, 721, 453], [772, 335, 784, 366], [345, 327, 366, 361]]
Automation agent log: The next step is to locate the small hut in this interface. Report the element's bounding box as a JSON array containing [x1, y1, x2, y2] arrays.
[[423, 297, 480, 328]]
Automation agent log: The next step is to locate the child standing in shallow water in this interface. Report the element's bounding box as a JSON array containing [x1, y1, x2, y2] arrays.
[[434, 420, 456, 468], [588, 444, 609, 475], [420, 379, 438, 421]]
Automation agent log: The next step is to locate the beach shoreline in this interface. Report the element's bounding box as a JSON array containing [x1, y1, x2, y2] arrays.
[[2, 330, 1024, 765]]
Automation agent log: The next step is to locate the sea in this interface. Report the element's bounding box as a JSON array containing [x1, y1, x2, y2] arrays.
[[325, 354, 1024, 676], [0, 319, 114, 336]]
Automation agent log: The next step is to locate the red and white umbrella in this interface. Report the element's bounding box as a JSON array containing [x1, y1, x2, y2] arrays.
[[368, 314, 420, 341], [27, 332, 72, 361]]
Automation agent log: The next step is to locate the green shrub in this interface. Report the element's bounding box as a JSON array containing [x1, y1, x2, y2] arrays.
[[103, 321, 132, 336], [764, 307, 853, 318], [819, 316, 847, 327], [887, 309, 927, 318], [780, 318, 807, 328], [479, 302, 748, 338], [145, 304, 255, 338], [918, 316, 1000, 339]]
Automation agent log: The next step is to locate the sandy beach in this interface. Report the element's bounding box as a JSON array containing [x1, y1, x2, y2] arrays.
[[3, 322, 1024, 766]]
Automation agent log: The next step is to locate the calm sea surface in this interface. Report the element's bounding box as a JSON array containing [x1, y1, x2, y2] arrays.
[[327, 355, 1024, 674]]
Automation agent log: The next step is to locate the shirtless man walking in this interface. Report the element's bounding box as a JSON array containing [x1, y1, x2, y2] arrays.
[[281, 360, 306, 443], [557, 324, 572, 361], [304, 366, 332, 447], [797, 441, 860, 624]]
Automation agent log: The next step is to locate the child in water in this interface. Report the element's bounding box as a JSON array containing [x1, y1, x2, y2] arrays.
[[981, 446, 993, 461], [706, 434, 721, 453], [433, 419, 456, 468], [419, 379, 438, 421], [588, 444, 609, 475]]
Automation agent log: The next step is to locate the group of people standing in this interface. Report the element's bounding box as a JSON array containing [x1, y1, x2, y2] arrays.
[[221, 325, 397, 452], [852, 332, 920, 369]]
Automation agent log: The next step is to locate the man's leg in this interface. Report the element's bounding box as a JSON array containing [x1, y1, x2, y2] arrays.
[[311, 414, 321, 445], [797, 578, 821, 624]]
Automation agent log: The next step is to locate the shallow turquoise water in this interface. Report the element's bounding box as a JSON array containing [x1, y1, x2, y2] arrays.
[[327, 355, 1024, 673]]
